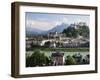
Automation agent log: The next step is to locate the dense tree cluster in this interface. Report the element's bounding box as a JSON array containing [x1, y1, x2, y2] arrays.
[[26, 50, 50, 67], [65, 55, 77, 65], [63, 27, 78, 38], [26, 50, 90, 67], [62, 25, 89, 38], [77, 25, 89, 38], [65, 53, 90, 65]]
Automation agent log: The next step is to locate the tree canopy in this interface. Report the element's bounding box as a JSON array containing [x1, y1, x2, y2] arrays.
[[65, 55, 77, 65], [62, 27, 78, 38], [26, 50, 50, 67], [77, 25, 89, 38], [62, 25, 89, 38]]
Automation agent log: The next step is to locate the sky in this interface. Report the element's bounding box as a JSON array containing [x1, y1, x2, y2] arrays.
[[26, 12, 90, 31]]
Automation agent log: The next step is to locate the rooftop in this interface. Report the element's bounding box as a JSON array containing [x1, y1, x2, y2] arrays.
[[51, 52, 64, 57]]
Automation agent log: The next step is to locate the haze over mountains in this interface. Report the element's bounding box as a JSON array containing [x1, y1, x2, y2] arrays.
[[26, 26, 44, 35], [26, 23, 69, 36], [46, 23, 68, 33]]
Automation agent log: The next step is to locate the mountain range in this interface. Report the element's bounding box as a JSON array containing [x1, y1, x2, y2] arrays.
[[26, 26, 43, 35], [26, 23, 69, 36], [46, 23, 68, 33]]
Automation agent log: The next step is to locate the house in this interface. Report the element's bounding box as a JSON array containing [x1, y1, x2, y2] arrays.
[[48, 31, 65, 40], [50, 41, 56, 48], [51, 52, 64, 66], [26, 39, 33, 48]]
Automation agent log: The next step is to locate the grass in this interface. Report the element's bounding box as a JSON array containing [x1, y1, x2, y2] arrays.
[[32, 47, 89, 52]]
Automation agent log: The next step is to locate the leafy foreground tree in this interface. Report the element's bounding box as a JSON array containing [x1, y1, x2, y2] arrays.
[[26, 50, 50, 67], [65, 55, 77, 65]]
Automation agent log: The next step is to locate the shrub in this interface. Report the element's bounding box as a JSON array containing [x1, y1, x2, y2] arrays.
[[65, 55, 77, 65]]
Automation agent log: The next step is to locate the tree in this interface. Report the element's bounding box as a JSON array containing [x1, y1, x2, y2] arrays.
[[26, 50, 50, 67], [44, 41, 51, 47], [62, 27, 78, 38], [26, 56, 32, 67], [65, 55, 77, 65], [77, 25, 89, 38], [62, 25, 89, 38]]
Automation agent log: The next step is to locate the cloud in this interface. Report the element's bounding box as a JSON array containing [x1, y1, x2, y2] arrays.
[[55, 18, 68, 24], [26, 17, 69, 31], [26, 19, 56, 31], [54, 21, 62, 25], [62, 18, 68, 24], [53, 18, 68, 26], [76, 19, 83, 23]]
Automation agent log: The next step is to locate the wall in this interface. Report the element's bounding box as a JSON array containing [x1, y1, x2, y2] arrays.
[[0, 0, 99, 80]]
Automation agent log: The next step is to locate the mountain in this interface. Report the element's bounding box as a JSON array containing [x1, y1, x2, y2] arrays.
[[26, 23, 69, 36], [46, 23, 69, 33], [26, 27, 44, 36]]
